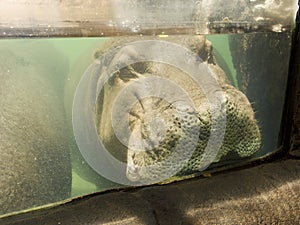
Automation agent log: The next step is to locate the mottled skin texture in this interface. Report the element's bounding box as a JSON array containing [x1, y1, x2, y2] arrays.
[[95, 36, 261, 183], [0, 42, 71, 215]]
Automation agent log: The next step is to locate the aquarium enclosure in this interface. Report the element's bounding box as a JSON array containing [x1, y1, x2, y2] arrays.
[[0, 0, 298, 217]]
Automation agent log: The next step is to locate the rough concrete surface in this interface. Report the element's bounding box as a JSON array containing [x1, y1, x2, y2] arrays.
[[0, 159, 299, 225]]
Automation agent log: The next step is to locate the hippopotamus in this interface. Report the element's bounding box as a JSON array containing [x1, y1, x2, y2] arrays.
[[68, 35, 261, 185]]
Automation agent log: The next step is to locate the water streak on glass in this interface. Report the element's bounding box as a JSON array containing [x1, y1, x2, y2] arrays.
[[0, 0, 298, 37]]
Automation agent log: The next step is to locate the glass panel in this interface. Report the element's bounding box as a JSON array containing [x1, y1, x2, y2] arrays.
[[0, 0, 298, 37], [0, 0, 298, 218]]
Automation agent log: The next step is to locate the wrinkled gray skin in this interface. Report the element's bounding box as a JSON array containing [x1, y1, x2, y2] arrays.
[[0, 41, 71, 215], [95, 36, 261, 183]]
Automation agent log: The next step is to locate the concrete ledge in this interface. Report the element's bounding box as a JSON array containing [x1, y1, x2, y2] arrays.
[[1, 159, 300, 225]]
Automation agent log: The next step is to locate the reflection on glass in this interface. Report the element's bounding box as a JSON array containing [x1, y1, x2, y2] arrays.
[[0, 32, 292, 216], [0, 0, 297, 218]]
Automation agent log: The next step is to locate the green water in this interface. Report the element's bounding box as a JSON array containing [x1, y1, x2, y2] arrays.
[[207, 35, 238, 88], [0, 33, 292, 215]]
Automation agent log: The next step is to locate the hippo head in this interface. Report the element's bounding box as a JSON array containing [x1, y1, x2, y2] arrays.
[[91, 36, 261, 184]]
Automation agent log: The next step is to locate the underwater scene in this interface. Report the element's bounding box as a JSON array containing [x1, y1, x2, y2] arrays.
[[0, 32, 292, 216]]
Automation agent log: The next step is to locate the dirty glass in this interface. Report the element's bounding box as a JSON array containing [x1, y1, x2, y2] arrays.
[[0, 0, 298, 217]]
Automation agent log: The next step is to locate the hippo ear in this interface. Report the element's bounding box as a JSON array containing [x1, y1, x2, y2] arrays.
[[94, 49, 102, 59], [197, 39, 214, 64]]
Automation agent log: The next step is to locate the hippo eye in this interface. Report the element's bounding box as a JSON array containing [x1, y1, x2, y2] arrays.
[[118, 66, 140, 82], [107, 67, 139, 86]]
